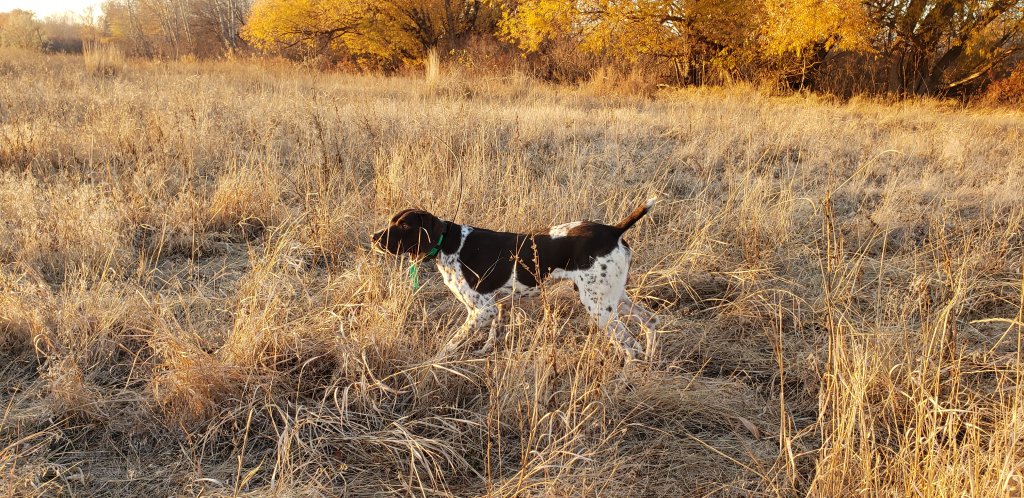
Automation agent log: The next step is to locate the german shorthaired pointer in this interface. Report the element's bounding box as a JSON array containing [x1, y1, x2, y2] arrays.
[[371, 199, 659, 358]]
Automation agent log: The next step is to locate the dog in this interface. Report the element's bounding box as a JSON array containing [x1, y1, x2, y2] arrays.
[[371, 199, 659, 358]]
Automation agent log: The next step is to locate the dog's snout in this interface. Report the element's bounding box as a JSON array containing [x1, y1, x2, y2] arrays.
[[370, 230, 387, 255]]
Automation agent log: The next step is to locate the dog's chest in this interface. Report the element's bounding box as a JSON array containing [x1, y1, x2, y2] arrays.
[[435, 226, 541, 304], [436, 251, 536, 304], [435, 226, 489, 307], [436, 252, 479, 306]]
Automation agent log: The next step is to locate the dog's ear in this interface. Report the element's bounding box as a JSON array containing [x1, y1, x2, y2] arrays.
[[390, 208, 418, 224], [403, 211, 445, 255], [421, 212, 447, 242]]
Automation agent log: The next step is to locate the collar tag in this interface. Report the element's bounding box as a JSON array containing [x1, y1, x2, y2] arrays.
[[409, 232, 445, 291], [409, 262, 422, 290]]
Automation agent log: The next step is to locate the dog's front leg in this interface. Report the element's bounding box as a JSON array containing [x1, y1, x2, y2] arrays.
[[442, 303, 498, 354], [442, 311, 480, 353], [475, 304, 504, 355]]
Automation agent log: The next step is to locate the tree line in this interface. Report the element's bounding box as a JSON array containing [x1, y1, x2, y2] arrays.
[[0, 9, 101, 53], [2, 0, 1022, 98], [0, 1, 249, 58]]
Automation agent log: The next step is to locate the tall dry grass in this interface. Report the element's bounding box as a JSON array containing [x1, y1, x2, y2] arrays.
[[0, 48, 1022, 496], [82, 43, 125, 77]]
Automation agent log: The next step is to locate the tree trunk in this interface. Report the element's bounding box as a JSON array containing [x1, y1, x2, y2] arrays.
[[443, 0, 456, 51]]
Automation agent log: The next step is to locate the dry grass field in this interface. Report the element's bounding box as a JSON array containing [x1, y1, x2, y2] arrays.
[[1, 48, 1023, 497]]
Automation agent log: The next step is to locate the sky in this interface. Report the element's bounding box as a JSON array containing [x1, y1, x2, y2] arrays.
[[0, 0, 101, 20]]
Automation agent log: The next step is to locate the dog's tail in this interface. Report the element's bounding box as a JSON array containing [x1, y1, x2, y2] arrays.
[[614, 197, 657, 232]]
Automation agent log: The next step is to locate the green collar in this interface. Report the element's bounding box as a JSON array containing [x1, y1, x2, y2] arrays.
[[408, 227, 447, 290], [422, 233, 445, 261]]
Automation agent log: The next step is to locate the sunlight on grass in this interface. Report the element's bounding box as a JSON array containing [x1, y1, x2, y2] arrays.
[[0, 50, 1021, 496]]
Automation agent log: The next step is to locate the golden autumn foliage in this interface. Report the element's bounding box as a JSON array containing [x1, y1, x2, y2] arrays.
[[86, 0, 1024, 96], [499, 0, 875, 84], [500, 0, 756, 62], [242, 0, 498, 65], [242, 0, 367, 55], [760, 0, 873, 57], [0, 9, 42, 49], [500, 0, 869, 64], [496, 0, 1023, 93], [498, 0, 577, 53]]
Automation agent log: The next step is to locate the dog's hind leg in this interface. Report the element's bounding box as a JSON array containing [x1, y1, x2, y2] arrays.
[[618, 294, 659, 359], [618, 294, 658, 330], [600, 310, 644, 360], [577, 289, 643, 360]]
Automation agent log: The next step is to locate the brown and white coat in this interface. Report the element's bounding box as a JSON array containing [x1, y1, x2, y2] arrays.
[[371, 199, 659, 358]]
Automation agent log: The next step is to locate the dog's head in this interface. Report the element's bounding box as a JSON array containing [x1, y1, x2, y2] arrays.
[[371, 209, 446, 257]]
